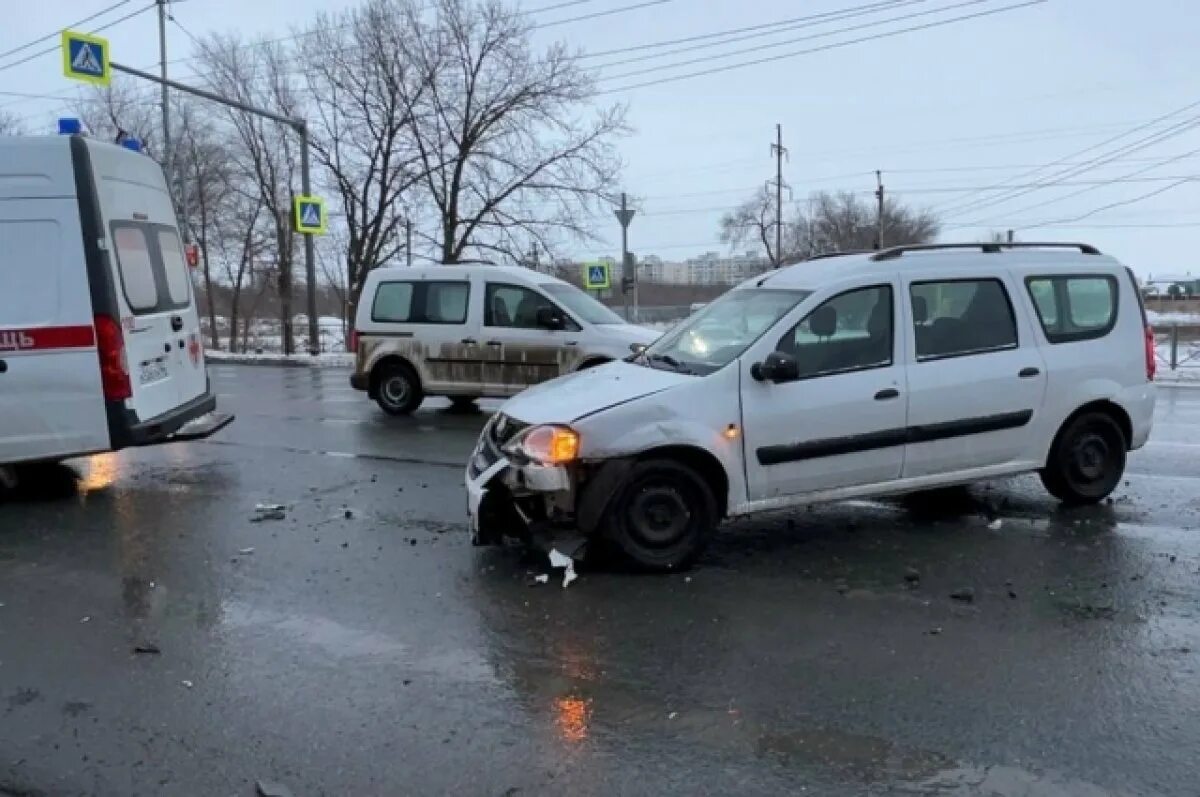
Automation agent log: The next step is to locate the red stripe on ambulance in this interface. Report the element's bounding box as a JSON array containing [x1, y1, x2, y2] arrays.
[[0, 325, 96, 352]]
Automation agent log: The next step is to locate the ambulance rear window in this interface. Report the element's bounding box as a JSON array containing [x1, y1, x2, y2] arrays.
[[110, 222, 191, 315], [113, 226, 159, 312]]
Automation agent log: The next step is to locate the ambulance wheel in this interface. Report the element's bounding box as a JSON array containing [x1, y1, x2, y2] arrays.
[[374, 362, 423, 416]]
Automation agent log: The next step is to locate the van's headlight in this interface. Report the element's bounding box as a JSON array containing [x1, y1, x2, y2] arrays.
[[504, 425, 580, 465]]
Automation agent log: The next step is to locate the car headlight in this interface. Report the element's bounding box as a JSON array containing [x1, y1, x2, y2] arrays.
[[503, 424, 580, 465]]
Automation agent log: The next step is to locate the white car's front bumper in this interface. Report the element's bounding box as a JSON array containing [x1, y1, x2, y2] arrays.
[[466, 458, 508, 537]]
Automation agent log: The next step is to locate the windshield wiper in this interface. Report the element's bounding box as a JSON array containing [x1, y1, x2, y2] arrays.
[[648, 353, 693, 374]]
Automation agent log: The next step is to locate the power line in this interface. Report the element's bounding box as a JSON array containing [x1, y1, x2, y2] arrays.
[[0, 0, 133, 61], [597, 0, 982, 77], [580, 0, 918, 61], [1019, 178, 1196, 229], [0, 2, 155, 77], [933, 96, 1200, 217], [536, 0, 670, 27], [597, 0, 1046, 94]]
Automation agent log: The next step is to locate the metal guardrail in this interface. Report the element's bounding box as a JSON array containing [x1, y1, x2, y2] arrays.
[[1153, 324, 1200, 371]]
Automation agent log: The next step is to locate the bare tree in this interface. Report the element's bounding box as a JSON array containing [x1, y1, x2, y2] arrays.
[[719, 185, 798, 266], [75, 80, 162, 151], [198, 35, 304, 354], [303, 0, 431, 311], [803, 191, 939, 255], [0, 110, 26, 135], [398, 0, 626, 264]]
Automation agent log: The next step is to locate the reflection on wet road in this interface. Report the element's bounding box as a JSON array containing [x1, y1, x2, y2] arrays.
[[1, 365, 1198, 796]]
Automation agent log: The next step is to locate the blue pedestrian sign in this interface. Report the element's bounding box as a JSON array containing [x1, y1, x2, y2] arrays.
[[584, 262, 610, 290], [293, 195, 327, 235], [62, 30, 110, 87]]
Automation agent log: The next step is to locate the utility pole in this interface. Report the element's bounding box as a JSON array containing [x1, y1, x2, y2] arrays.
[[770, 124, 787, 267], [615, 192, 636, 321], [406, 219, 413, 267], [1006, 229, 1015, 244], [874, 170, 885, 250], [157, 0, 170, 187]]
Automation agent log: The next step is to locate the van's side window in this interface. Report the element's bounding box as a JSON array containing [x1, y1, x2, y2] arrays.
[[371, 281, 469, 324], [373, 282, 415, 322], [113, 226, 159, 312], [485, 283, 564, 329], [1025, 275, 1118, 343], [910, 279, 1017, 360], [776, 285, 893, 379]]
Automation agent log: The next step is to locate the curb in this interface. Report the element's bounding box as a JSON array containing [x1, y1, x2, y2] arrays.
[[206, 355, 353, 370]]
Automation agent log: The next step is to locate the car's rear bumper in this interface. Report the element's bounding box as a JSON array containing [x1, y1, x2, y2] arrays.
[[350, 372, 369, 391], [111, 391, 233, 448]]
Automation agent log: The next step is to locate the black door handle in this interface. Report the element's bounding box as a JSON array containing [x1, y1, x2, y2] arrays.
[[164, 343, 172, 353], [178, 340, 186, 350], [0, 360, 7, 374], [1019, 367, 1041, 378], [170, 315, 184, 332], [485, 340, 502, 347], [874, 388, 900, 400], [460, 338, 477, 345]]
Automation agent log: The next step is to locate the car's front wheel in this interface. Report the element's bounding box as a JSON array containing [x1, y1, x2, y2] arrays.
[[1040, 412, 1127, 505], [601, 459, 717, 572], [374, 362, 423, 416]]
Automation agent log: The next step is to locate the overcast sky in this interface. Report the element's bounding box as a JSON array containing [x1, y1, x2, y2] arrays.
[[3, 0, 1198, 278]]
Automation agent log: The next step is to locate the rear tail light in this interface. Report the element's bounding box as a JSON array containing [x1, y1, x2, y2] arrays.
[[94, 315, 132, 401], [348, 327, 359, 354], [1144, 324, 1157, 382]]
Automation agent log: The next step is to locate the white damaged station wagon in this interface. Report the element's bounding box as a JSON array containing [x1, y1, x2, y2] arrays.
[[466, 243, 1157, 571]]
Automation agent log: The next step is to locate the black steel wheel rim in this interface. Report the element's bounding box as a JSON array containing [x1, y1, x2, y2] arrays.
[[1068, 430, 1113, 486], [628, 481, 692, 547]]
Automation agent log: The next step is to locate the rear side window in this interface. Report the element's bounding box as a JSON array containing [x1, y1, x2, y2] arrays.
[[111, 222, 190, 315], [371, 281, 469, 324], [1025, 275, 1118, 343], [910, 278, 1018, 360]]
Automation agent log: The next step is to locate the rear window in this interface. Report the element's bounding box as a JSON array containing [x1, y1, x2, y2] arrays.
[[371, 281, 470, 325], [1025, 275, 1118, 343], [111, 222, 190, 315]]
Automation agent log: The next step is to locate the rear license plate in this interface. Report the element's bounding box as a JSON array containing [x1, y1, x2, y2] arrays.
[[140, 360, 169, 385]]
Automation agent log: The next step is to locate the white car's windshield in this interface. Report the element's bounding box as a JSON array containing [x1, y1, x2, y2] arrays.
[[541, 283, 626, 325], [641, 288, 810, 375]]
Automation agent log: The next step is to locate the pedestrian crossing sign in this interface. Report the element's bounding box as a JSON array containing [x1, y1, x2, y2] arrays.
[[584, 262, 610, 290], [62, 30, 110, 87], [294, 196, 327, 235]]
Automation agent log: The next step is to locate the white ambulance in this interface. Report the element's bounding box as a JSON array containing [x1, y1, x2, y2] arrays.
[[0, 123, 232, 473]]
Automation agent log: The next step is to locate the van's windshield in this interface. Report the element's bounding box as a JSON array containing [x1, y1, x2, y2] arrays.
[[541, 283, 626, 325], [639, 288, 810, 376]]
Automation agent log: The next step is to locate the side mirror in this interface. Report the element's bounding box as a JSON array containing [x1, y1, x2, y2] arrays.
[[751, 351, 800, 383], [536, 306, 566, 330]]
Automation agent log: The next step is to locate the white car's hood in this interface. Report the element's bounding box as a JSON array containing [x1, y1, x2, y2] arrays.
[[501, 361, 691, 425], [597, 323, 661, 346]]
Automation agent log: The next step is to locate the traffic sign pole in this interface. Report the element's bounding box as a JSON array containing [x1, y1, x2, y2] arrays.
[[107, 60, 321, 355], [614, 193, 636, 322]]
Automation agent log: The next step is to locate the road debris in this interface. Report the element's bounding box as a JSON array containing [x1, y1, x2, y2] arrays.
[[1008, 590, 1018, 600], [668, 711, 678, 720], [256, 780, 295, 797], [181, 680, 194, 689], [79, 616, 90, 623], [343, 508, 354, 519], [949, 588, 975, 604], [988, 518, 1003, 530], [925, 627, 943, 636], [133, 644, 161, 655], [548, 549, 578, 589], [532, 574, 550, 585], [252, 504, 286, 522], [903, 567, 921, 584], [238, 547, 256, 555]]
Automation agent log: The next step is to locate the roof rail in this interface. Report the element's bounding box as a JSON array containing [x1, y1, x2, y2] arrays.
[[806, 250, 872, 261], [870, 242, 1101, 261]]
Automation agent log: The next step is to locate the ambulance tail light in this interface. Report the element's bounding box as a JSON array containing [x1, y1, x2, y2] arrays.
[[94, 315, 131, 401]]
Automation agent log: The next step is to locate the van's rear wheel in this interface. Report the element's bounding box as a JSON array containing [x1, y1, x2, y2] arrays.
[[601, 459, 716, 572], [374, 362, 423, 416], [1040, 412, 1126, 505]]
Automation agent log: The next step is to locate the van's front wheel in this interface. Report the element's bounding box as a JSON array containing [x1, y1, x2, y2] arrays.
[[1040, 412, 1126, 505], [374, 362, 423, 416], [601, 459, 716, 572]]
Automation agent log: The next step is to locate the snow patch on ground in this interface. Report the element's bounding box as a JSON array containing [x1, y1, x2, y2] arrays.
[[1148, 311, 1200, 325], [206, 351, 353, 368]]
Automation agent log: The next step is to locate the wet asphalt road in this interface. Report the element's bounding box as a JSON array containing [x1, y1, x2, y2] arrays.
[[1, 365, 1199, 797]]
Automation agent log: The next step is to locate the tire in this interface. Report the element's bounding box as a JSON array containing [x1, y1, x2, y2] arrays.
[[1040, 412, 1127, 505], [449, 396, 479, 412], [373, 361, 423, 416], [600, 459, 717, 572]]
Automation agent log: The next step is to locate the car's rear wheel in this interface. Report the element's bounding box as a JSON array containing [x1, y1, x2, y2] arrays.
[[601, 459, 716, 572], [1040, 412, 1127, 505], [374, 362, 423, 416]]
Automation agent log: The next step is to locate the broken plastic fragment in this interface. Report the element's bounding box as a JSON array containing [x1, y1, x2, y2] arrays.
[[988, 518, 1003, 530], [534, 574, 550, 584], [549, 548, 578, 589], [181, 680, 194, 689], [238, 547, 255, 555]]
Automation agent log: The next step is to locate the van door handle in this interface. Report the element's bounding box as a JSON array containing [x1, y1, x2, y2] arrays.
[[565, 340, 578, 346], [164, 343, 172, 353], [485, 340, 502, 347], [874, 388, 900, 401], [1019, 367, 1041, 378], [460, 338, 477, 345], [170, 316, 184, 332]]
